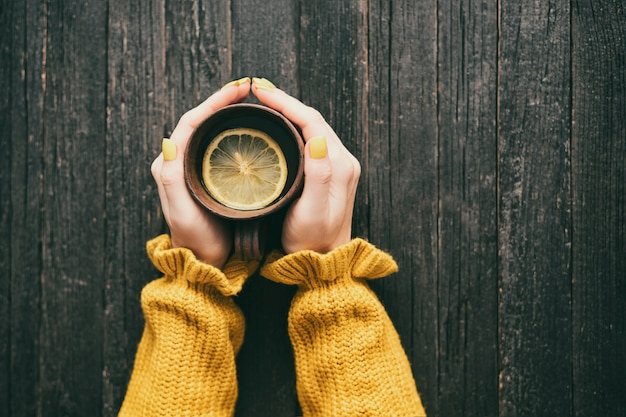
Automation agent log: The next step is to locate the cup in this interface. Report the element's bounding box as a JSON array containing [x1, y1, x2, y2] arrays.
[[184, 103, 305, 260]]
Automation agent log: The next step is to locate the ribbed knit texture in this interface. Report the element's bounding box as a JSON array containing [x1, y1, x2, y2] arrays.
[[261, 238, 427, 417], [118, 234, 257, 417]]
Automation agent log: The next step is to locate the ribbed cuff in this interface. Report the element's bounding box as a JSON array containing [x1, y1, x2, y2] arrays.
[[147, 234, 258, 296], [260, 238, 399, 289]]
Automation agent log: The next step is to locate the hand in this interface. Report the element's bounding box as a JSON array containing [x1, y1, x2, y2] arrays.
[[151, 78, 251, 268], [251, 78, 361, 254]]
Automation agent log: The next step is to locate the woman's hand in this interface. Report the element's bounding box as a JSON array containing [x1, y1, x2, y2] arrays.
[[151, 78, 251, 268], [251, 78, 361, 254]]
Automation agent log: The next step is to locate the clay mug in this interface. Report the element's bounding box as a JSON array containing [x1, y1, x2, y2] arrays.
[[184, 103, 305, 260]]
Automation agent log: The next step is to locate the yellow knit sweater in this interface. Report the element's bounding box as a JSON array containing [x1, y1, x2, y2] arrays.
[[119, 235, 426, 417]]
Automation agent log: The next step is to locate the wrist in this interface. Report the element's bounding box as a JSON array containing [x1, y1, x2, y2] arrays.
[[282, 229, 352, 255], [170, 236, 230, 270]]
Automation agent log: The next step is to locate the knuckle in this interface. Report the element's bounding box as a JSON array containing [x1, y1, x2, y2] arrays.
[[306, 107, 325, 124], [150, 158, 160, 180], [177, 109, 196, 127], [335, 154, 361, 184], [351, 156, 362, 178], [159, 166, 182, 186]]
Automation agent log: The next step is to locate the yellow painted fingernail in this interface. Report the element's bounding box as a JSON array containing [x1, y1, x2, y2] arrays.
[[252, 77, 276, 91], [162, 138, 177, 161], [221, 76, 251, 90], [309, 136, 327, 159]]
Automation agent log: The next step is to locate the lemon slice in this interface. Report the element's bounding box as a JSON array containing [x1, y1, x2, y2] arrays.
[[202, 127, 288, 210]]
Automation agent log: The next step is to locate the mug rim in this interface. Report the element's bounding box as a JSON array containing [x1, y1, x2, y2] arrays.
[[184, 102, 305, 220]]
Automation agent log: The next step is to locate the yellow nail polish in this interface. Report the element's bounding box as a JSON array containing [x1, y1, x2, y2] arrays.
[[162, 138, 177, 161], [309, 136, 327, 159], [221, 76, 251, 90], [252, 77, 276, 91], [221, 80, 239, 90]]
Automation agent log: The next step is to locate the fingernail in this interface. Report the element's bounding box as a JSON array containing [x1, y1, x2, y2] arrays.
[[221, 76, 251, 90], [252, 77, 276, 91], [162, 138, 177, 161], [309, 136, 327, 159]]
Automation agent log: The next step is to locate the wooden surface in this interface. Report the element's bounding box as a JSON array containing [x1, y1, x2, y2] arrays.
[[498, 2, 574, 415], [1, 1, 624, 416]]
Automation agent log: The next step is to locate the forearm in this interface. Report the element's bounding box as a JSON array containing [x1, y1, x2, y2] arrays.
[[119, 235, 256, 417], [261, 239, 426, 417]]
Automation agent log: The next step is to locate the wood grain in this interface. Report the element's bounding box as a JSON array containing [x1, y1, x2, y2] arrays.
[[298, 0, 369, 236], [1, 0, 624, 415], [231, 0, 298, 91], [103, 0, 168, 415], [37, 0, 108, 415], [498, 1, 573, 415], [572, 1, 626, 416], [436, 0, 499, 415], [367, 0, 440, 414], [0, 2, 41, 416], [2, 1, 47, 416]]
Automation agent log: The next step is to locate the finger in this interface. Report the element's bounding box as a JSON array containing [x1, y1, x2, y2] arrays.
[[157, 78, 250, 217], [251, 79, 338, 142], [182, 78, 251, 130], [170, 78, 251, 152]]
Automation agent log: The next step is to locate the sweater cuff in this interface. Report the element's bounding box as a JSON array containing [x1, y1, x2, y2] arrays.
[[146, 234, 258, 296], [260, 238, 399, 289]]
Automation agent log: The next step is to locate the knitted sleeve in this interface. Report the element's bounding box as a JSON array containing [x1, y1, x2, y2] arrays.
[[260, 238, 427, 417], [118, 234, 257, 417]]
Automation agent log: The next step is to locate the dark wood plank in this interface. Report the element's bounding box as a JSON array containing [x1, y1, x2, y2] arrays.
[[37, 1, 107, 415], [436, 1, 499, 416], [298, 0, 369, 237], [498, 1, 573, 415], [571, 2, 626, 416], [103, 1, 169, 415], [3, 1, 46, 415], [231, 0, 298, 92], [164, 0, 232, 117], [0, 1, 21, 415], [229, 1, 300, 415], [367, 0, 439, 415]]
